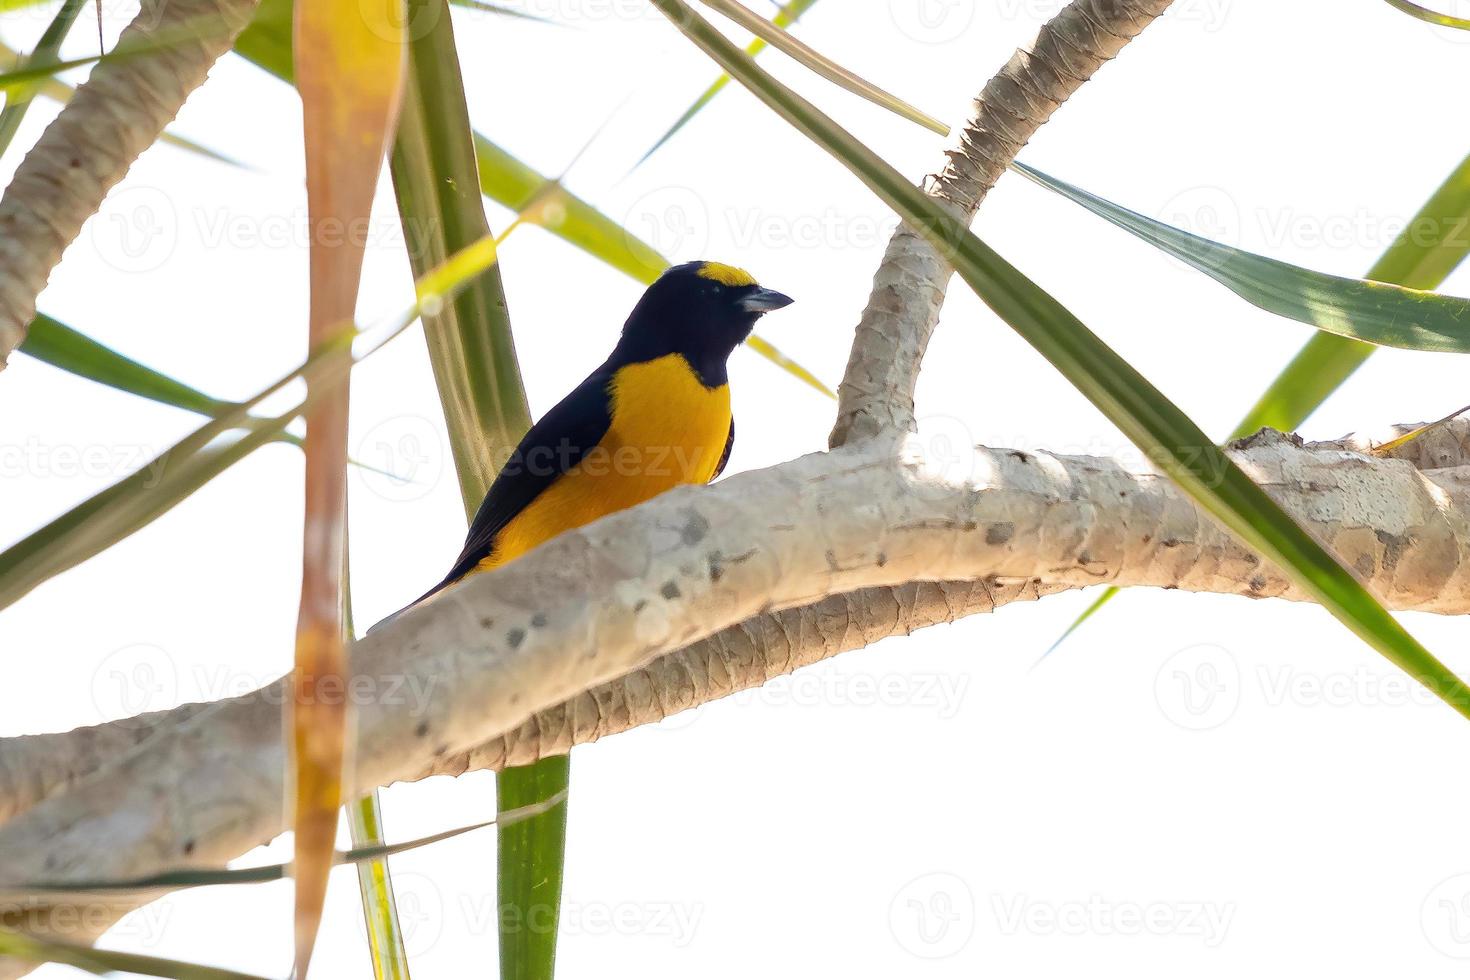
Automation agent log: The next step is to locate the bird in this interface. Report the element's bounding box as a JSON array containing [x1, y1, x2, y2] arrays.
[[415, 260, 793, 603]]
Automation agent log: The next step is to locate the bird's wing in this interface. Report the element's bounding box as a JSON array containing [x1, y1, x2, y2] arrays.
[[713, 417, 735, 480], [419, 365, 615, 600]]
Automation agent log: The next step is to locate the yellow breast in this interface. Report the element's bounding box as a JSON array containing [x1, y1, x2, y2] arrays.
[[477, 353, 731, 571]]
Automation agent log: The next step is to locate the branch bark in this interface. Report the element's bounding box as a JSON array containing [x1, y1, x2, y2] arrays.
[[0, 0, 260, 368], [0, 577, 1053, 827], [14, 411, 1455, 821], [2, 422, 1469, 973], [831, 0, 1176, 446]]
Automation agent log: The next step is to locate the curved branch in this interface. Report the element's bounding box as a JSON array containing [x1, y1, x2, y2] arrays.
[[2, 422, 1469, 974], [6, 419, 1459, 827], [0, 0, 260, 368], [830, 0, 1176, 445], [0, 578, 1053, 828]]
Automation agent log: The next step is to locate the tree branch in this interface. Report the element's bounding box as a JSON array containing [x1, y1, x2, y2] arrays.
[[0, 578, 1055, 827], [830, 0, 1176, 446], [0, 0, 260, 368], [2, 422, 1469, 973], [6, 418, 1456, 827]]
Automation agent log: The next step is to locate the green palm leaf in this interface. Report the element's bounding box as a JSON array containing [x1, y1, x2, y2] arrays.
[[391, 28, 532, 504], [346, 791, 412, 980], [1012, 160, 1470, 354], [19, 314, 411, 476], [1235, 152, 1470, 434], [21, 314, 233, 416]]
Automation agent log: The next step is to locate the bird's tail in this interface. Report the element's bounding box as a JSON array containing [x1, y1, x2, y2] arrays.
[[364, 579, 451, 636]]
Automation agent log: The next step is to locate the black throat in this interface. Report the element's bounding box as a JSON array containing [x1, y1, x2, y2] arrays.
[[609, 334, 737, 389]]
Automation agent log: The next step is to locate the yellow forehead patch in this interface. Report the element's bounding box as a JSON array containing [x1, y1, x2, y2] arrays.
[[696, 262, 757, 287]]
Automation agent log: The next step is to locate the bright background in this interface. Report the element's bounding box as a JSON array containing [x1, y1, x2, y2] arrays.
[[4, 0, 1470, 976]]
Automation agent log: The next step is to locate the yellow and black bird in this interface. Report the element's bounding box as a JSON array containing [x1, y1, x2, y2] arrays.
[[417, 260, 792, 600]]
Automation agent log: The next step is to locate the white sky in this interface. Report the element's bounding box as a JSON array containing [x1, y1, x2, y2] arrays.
[[5, 0, 1470, 976]]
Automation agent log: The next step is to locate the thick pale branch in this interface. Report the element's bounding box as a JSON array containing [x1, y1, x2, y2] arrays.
[[2, 423, 1469, 973], [831, 0, 1176, 445], [0, 578, 1045, 830], [0, 0, 260, 368]]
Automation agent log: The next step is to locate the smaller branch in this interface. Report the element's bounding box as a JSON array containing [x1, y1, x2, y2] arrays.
[[0, 0, 260, 368], [831, 0, 1176, 445]]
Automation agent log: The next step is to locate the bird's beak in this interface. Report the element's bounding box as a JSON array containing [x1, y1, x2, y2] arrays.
[[738, 286, 795, 314]]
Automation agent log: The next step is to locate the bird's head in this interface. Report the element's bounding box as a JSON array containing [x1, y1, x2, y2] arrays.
[[615, 261, 794, 381]]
